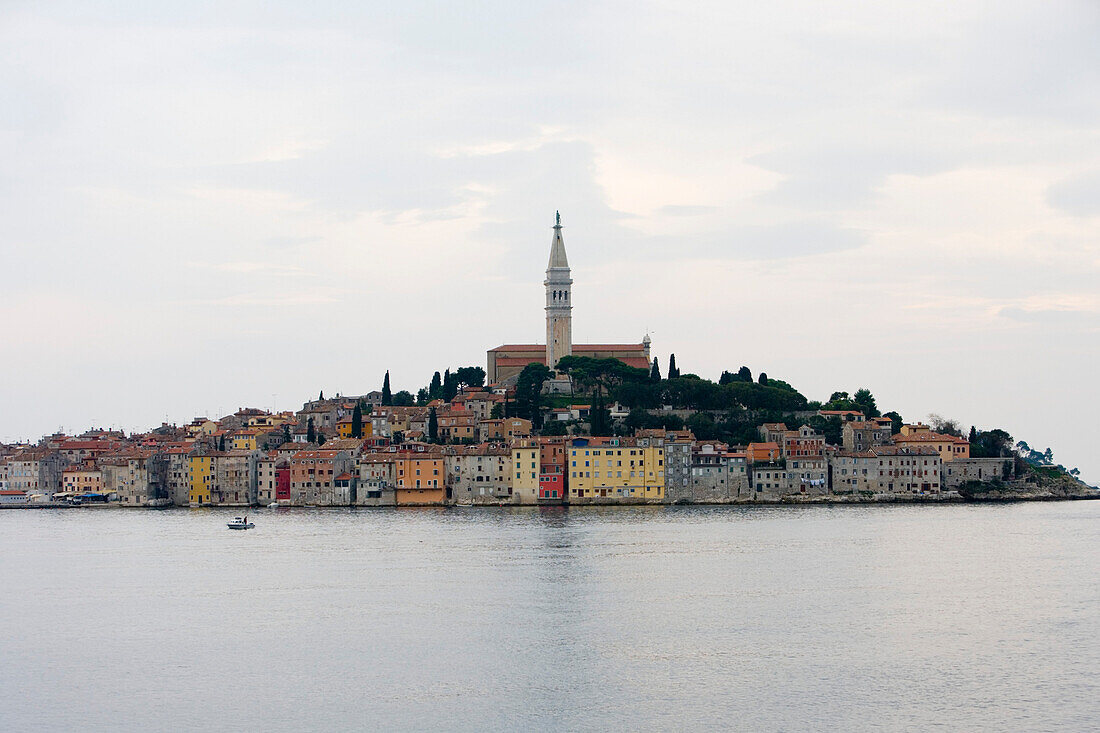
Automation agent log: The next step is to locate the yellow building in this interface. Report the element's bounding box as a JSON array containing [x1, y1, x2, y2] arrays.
[[336, 418, 371, 439], [246, 413, 292, 429], [511, 442, 540, 503], [187, 419, 218, 437], [229, 431, 258, 451], [188, 454, 217, 505], [568, 438, 664, 501], [62, 465, 103, 495]]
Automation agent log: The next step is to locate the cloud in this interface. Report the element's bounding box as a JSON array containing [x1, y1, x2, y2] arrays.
[[263, 235, 319, 249], [658, 205, 720, 217], [187, 261, 315, 276], [179, 291, 341, 307], [1047, 170, 1100, 217], [1, 1, 1099, 482]]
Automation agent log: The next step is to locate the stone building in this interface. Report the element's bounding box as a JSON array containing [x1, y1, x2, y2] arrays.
[[446, 445, 512, 504], [7, 450, 65, 497], [842, 420, 892, 452], [655, 430, 695, 502], [213, 449, 260, 506], [486, 214, 651, 382], [289, 449, 353, 506], [688, 443, 750, 502], [356, 453, 396, 506], [941, 457, 1014, 489], [782, 425, 828, 496], [830, 445, 942, 495], [100, 452, 168, 506]]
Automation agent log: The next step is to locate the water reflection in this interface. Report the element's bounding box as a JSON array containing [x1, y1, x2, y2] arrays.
[[1, 502, 1098, 732]]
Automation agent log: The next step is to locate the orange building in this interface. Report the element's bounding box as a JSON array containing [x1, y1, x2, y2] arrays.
[[892, 424, 969, 462], [746, 442, 782, 463], [62, 463, 103, 495], [394, 451, 445, 505]]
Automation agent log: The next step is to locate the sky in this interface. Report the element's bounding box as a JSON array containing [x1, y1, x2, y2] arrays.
[[1, 1, 1098, 482]]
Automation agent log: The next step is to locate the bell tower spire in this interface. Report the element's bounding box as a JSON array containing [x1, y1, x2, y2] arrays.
[[545, 211, 573, 371]]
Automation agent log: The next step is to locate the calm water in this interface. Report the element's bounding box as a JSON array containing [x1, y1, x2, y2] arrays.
[[2, 503, 1099, 732]]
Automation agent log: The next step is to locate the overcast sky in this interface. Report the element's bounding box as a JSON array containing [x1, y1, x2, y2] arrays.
[[2, 1, 1098, 480]]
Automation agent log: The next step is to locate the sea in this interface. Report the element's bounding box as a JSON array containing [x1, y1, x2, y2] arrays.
[[2, 502, 1098, 732]]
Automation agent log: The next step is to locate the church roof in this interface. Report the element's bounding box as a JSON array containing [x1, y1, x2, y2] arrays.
[[489, 343, 647, 352], [547, 217, 569, 270]]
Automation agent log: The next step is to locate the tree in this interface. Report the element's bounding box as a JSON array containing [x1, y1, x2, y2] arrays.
[[416, 388, 428, 406], [392, 390, 414, 406], [758, 372, 768, 385], [318, 390, 324, 401], [429, 371, 442, 400], [883, 411, 903, 434], [282, 424, 291, 444], [428, 407, 438, 443], [490, 403, 504, 419], [929, 414, 963, 437], [515, 362, 552, 426], [971, 427, 1015, 458], [737, 366, 752, 382], [218, 434, 226, 451], [541, 420, 568, 436], [306, 418, 316, 444], [719, 370, 733, 385], [852, 388, 880, 418], [317, 432, 326, 446], [668, 353, 679, 379], [589, 391, 612, 436], [442, 369, 457, 402], [381, 372, 392, 406], [455, 366, 486, 389], [556, 355, 649, 397], [650, 358, 661, 381], [352, 403, 363, 438], [685, 412, 718, 440]]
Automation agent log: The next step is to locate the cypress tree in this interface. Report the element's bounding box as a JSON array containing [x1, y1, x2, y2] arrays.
[[317, 432, 326, 446], [442, 369, 457, 402], [428, 407, 439, 443], [758, 372, 768, 385], [282, 424, 291, 444], [429, 371, 442, 400], [668, 353, 679, 379], [319, 390, 324, 401], [382, 371, 392, 405], [307, 417, 316, 443], [650, 357, 661, 381], [352, 403, 363, 438]]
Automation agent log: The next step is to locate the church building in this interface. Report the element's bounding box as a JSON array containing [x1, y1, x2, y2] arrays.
[[486, 213, 651, 384]]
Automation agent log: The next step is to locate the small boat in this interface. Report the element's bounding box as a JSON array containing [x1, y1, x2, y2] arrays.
[[227, 516, 254, 530], [267, 502, 279, 508]]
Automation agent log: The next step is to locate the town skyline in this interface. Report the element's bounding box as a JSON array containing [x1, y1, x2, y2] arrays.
[[2, 3, 1098, 483]]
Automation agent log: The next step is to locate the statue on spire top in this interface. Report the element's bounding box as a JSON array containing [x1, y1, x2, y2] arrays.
[[555, 210, 561, 227]]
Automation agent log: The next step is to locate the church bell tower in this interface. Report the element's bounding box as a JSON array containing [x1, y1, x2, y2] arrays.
[[545, 211, 573, 371]]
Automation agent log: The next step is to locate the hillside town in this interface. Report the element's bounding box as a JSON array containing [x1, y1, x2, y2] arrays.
[[0, 392, 1030, 509], [1, 214, 1085, 508]]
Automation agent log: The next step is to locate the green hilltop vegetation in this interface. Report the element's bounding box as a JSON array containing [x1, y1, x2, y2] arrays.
[[374, 353, 1084, 483]]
